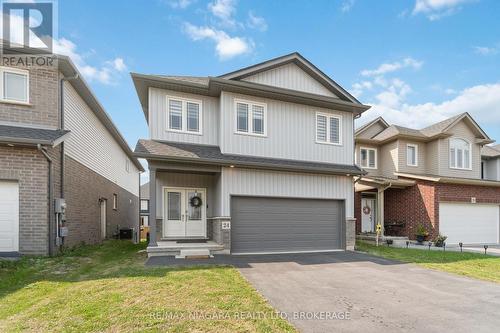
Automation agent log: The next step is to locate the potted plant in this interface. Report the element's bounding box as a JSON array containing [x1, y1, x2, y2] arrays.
[[434, 234, 447, 247], [415, 224, 429, 244]]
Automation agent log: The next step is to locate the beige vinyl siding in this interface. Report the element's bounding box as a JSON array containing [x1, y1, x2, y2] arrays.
[[355, 144, 380, 176], [148, 87, 219, 145], [357, 122, 386, 140], [425, 139, 440, 175], [398, 140, 426, 174], [438, 121, 481, 179], [220, 91, 354, 165], [219, 167, 354, 217], [483, 158, 500, 181], [380, 141, 398, 178], [241, 62, 338, 98], [63, 82, 139, 196]]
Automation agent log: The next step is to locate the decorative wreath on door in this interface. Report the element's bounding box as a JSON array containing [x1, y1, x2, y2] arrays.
[[190, 195, 203, 208], [362, 206, 371, 215]]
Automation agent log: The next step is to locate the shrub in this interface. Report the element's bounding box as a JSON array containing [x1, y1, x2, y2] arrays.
[[434, 234, 447, 247]]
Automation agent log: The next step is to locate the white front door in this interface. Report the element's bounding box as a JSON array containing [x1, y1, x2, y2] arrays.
[[164, 188, 206, 238], [439, 203, 500, 244], [0, 181, 19, 252], [361, 198, 376, 232]]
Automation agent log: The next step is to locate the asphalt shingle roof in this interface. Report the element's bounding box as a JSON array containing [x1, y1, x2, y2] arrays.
[[0, 125, 69, 145], [135, 139, 365, 175]]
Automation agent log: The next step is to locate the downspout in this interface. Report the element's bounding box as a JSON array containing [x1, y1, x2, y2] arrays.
[[38, 144, 54, 256], [59, 73, 79, 198]]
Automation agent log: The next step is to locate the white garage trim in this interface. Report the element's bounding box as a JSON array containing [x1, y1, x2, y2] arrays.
[[0, 181, 19, 252], [439, 202, 500, 245]]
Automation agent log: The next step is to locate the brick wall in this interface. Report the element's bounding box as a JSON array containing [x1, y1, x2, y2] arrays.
[[0, 63, 60, 128], [63, 155, 139, 247]]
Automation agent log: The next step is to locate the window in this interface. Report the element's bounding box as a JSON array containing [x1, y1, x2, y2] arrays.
[[450, 138, 471, 170], [407, 144, 418, 167], [234, 99, 267, 136], [0, 67, 29, 104], [316, 113, 342, 145], [360, 147, 377, 169], [140, 199, 149, 212], [166, 97, 202, 134], [113, 194, 118, 210], [125, 159, 130, 173]]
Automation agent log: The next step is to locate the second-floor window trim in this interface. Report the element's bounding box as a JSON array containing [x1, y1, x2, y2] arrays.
[[407, 144, 418, 167], [316, 113, 342, 145], [0, 66, 29, 105], [234, 99, 267, 137], [166, 96, 203, 135], [449, 137, 472, 170], [360, 147, 377, 169]]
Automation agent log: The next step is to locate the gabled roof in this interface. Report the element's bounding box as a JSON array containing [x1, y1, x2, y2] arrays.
[[355, 116, 389, 136], [135, 139, 365, 176], [0, 124, 69, 146], [356, 112, 493, 145], [219, 52, 360, 104]]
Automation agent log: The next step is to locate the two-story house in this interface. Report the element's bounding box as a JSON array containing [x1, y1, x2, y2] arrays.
[[132, 53, 369, 257], [354, 113, 500, 245], [0, 43, 143, 256]]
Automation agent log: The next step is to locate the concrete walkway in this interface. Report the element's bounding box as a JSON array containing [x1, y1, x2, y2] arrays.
[[147, 251, 500, 333]]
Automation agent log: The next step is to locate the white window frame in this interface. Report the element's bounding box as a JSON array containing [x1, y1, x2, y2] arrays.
[[234, 99, 267, 137], [406, 144, 418, 167], [315, 112, 343, 146], [113, 193, 118, 210], [360, 147, 377, 169], [449, 138, 472, 170], [0, 66, 30, 105], [165, 96, 203, 135]]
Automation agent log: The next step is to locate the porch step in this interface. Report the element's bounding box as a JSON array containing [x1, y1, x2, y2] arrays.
[[147, 240, 226, 257], [176, 249, 212, 259]]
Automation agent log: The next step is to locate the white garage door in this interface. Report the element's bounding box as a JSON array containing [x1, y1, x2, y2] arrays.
[[0, 181, 19, 252], [439, 203, 500, 245]]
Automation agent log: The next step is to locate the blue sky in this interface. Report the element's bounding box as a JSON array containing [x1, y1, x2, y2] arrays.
[[54, 0, 500, 176]]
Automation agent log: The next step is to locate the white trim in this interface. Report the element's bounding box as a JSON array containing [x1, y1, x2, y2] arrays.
[[449, 137, 472, 171], [165, 95, 203, 135], [233, 98, 268, 137], [359, 146, 377, 169], [0, 66, 29, 104], [315, 112, 343, 146], [406, 143, 418, 167]]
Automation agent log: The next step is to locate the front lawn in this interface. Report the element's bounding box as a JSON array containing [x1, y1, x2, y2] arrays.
[[356, 241, 500, 283], [0, 241, 295, 333]]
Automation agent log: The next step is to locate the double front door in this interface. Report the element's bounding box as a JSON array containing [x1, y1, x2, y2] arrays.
[[164, 187, 206, 238]]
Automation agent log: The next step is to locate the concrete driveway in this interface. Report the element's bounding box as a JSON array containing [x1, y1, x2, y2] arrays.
[[148, 251, 500, 333]]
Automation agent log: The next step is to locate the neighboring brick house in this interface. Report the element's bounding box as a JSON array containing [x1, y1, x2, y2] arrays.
[[354, 113, 500, 245], [0, 46, 143, 256]]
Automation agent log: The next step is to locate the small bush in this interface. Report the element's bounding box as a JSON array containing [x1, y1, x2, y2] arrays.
[[434, 234, 447, 247]]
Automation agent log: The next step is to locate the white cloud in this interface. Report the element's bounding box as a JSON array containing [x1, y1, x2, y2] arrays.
[[183, 22, 252, 59], [361, 57, 423, 77], [341, 0, 356, 13], [167, 0, 195, 9], [473, 46, 498, 56], [247, 11, 267, 31], [208, 0, 237, 27], [110, 57, 127, 72], [360, 83, 500, 129], [412, 0, 475, 20]]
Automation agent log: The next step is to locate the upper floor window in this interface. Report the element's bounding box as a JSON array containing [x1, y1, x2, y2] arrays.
[[360, 147, 377, 169], [140, 199, 149, 212], [113, 194, 118, 210], [407, 144, 418, 167], [450, 138, 471, 170], [234, 99, 267, 136], [0, 67, 29, 104], [166, 96, 202, 134], [316, 113, 342, 145]]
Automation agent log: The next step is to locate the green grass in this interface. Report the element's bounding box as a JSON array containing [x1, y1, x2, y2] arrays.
[[356, 241, 500, 283], [0, 241, 296, 333]]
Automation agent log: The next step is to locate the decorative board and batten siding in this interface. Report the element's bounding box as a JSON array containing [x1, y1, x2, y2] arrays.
[[148, 87, 219, 145], [63, 82, 139, 196], [220, 91, 354, 165], [241, 62, 338, 98], [438, 121, 481, 179], [218, 167, 354, 218]]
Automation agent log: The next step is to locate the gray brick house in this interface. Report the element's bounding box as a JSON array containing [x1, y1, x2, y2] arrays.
[[0, 45, 143, 256], [132, 53, 369, 257]]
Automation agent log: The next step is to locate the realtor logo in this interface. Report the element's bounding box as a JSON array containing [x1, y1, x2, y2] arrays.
[[1, 0, 55, 54]]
